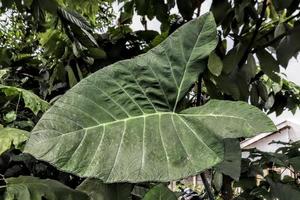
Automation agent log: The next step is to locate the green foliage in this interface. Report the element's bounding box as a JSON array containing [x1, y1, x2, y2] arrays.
[[215, 139, 241, 181], [230, 141, 300, 200], [208, 52, 223, 77], [268, 177, 300, 200], [1, 176, 90, 200], [0, 0, 300, 199], [24, 14, 275, 183], [0, 128, 29, 154], [0, 85, 49, 115]]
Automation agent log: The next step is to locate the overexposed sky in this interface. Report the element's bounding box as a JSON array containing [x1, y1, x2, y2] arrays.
[[114, 1, 300, 125]]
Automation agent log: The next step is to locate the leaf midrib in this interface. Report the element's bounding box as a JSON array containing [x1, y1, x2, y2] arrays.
[[173, 18, 210, 111], [31, 112, 251, 145]]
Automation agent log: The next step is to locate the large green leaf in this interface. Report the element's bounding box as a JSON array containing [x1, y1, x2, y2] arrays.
[[142, 184, 177, 200], [0, 128, 29, 155], [1, 176, 90, 200], [25, 13, 275, 183], [76, 178, 133, 200]]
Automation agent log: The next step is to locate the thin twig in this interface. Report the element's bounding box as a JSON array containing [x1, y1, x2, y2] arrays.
[[252, 11, 300, 52], [196, 74, 202, 107], [252, 34, 285, 53], [0, 173, 7, 184], [238, 0, 268, 69], [15, 93, 21, 114]]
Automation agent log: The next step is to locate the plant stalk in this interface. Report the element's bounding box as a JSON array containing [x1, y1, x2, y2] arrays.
[[196, 74, 215, 200], [238, 0, 268, 69], [200, 173, 215, 200]]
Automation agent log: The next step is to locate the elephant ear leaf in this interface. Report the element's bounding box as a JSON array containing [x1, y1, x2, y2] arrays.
[[25, 12, 276, 183]]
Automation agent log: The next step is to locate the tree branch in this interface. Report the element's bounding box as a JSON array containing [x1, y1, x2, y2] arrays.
[[238, 0, 268, 69]]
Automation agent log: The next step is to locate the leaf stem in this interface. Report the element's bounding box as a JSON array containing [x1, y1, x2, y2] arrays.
[[196, 74, 202, 107], [238, 0, 268, 69], [196, 74, 215, 200], [200, 172, 215, 200]]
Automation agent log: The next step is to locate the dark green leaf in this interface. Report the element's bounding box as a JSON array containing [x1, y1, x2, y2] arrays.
[[1, 176, 89, 200], [257, 81, 268, 102], [142, 184, 176, 200], [273, 0, 294, 10], [65, 65, 78, 88], [176, 0, 194, 20], [212, 172, 223, 192], [0, 48, 12, 66], [208, 52, 223, 76], [215, 139, 241, 180], [88, 48, 107, 59], [216, 75, 240, 100], [210, 0, 231, 24], [135, 0, 148, 16], [37, 0, 58, 15], [274, 23, 286, 38], [76, 178, 133, 200], [240, 54, 256, 83], [265, 94, 275, 110], [58, 7, 92, 31], [250, 84, 259, 106], [276, 25, 300, 68], [268, 177, 300, 200], [256, 49, 280, 82], [222, 44, 246, 74], [289, 156, 300, 171]]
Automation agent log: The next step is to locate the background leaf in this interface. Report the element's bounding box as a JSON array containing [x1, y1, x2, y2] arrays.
[[77, 178, 133, 200], [208, 52, 223, 76], [268, 177, 300, 200], [0, 85, 49, 115], [1, 176, 90, 200], [142, 184, 177, 200], [0, 128, 28, 155], [215, 138, 241, 180]]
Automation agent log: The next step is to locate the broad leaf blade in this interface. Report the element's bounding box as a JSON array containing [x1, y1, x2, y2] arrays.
[[1, 176, 90, 200], [25, 13, 275, 183]]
